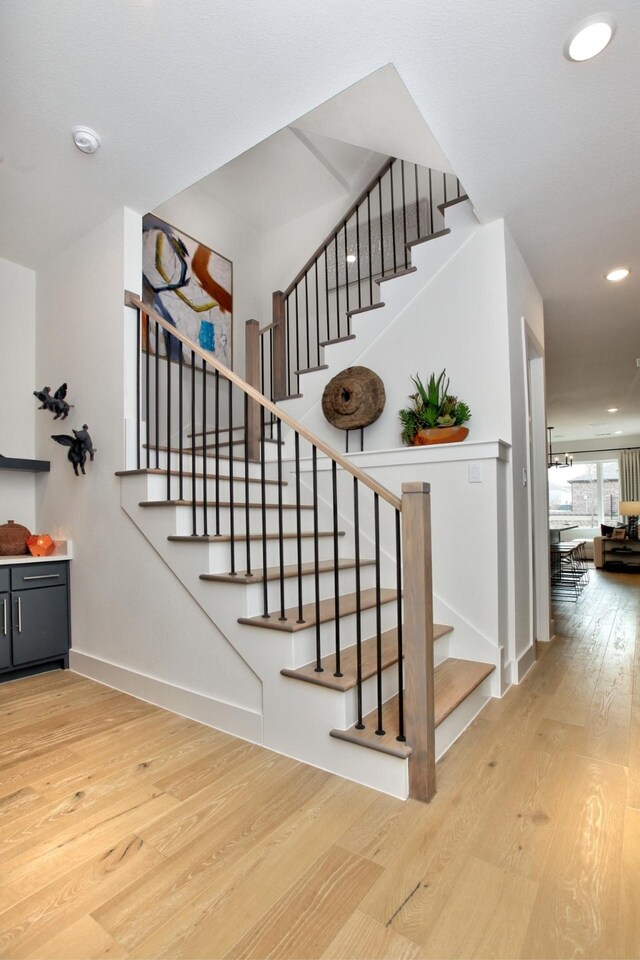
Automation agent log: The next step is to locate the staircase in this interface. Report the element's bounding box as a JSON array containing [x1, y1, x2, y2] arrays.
[[116, 159, 497, 801]]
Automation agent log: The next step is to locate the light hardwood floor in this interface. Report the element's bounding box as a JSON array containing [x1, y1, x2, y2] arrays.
[[0, 568, 638, 959]]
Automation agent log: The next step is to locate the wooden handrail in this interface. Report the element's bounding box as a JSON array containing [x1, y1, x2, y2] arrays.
[[125, 292, 402, 511], [282, 156, 395, 298]]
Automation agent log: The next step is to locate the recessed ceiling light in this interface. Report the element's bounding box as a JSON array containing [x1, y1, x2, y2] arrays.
[[606, 267, 630, 282], [71, 125, 101, 155], [565, 16, 615, 61], [346, 254, 356, 263], [615, 430, 623, 435], [607, 407, 619, 413]]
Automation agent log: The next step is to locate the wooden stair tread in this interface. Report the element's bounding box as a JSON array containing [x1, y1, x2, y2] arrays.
[[140, 499, 313, 511], [201, 558, 375, 584], [238, 587, 397, 633], [319, 335, 357, 348], [375, 266, 417, 285], [346, 302, 385, 318], [437, 194, 469, 214], [168, 530, 344, 545], [295, 365, 329, 376], [405, 227, 450, 250], [143, 443, 247, 462], [115, 468, 285, 486], [330, 657, 495, 760], [281, 623, 453, 691]]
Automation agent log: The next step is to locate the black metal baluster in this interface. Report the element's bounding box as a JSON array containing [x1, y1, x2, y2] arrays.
[[343, 221, 350, 317], [374, 493, 384, 735], [190, 350, 197, 535], [295, 432, 304, 624], [395, 509, 405, 742], [324, 248, 330, 342], [378, 180, 384, 277], [304, 273, 310, 371], [144, 313, 150, 468], [334, 234, 340, 339], [214, 369, 220, 535], [390, 162, 397, 273], [228, 378, 236, 574], [401, 160, 408, 269], [178, 347, 184, 501], [314, 259, 320, 367], [428, 167, 434, 234], [414, 163, 420, 239], [276, 418, 286, 620], [201, 360, 208, 536], [367, 193, 373, 304], [154, 320, 160, 469], [355, 206, 362, 312], [244, 393, 251, 577], [166, 339, 172, 501], [286, 296, 291, 398], [260, 405, 269, 618], [354, 478, 364, 728], [312, 445, 322, 671], [332, 461, 342, 677], [456, 176, 461, 198], [294, 284, 300, 378], [136, 307, 141, 470]]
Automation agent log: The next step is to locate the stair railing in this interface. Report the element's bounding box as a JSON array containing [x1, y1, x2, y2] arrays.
[[125, 290, 435, 801], [269, 157, 462, 399]]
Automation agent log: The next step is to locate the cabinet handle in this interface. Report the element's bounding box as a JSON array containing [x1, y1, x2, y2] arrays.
[[16, 596, 22, 634], [2, 597, 6, 637], [22, 574, 61, 581]]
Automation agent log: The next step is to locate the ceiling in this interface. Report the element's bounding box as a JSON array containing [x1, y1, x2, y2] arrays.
[[1, 0, 638, 442]]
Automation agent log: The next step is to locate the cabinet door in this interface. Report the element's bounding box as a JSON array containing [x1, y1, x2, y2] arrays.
[[0, 593, 10, 670], [11, 586, 69, 666]]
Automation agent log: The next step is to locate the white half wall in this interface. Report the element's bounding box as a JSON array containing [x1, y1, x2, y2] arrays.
[[0, 256, 37, 530], [34, 208, 262, 729]]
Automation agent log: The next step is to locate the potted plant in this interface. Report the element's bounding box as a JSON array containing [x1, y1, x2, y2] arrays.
[[399, 370, 471, 445]]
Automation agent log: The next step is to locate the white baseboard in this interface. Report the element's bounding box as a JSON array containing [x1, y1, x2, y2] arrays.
[[515, 644, 536, 683], [70, 650, 263, 744]]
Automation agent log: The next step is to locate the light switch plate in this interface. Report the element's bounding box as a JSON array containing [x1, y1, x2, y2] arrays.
[[468, 462, 482, 483]]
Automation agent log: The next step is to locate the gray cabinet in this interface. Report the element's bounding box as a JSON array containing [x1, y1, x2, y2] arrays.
[[0, 561, 70, 681]]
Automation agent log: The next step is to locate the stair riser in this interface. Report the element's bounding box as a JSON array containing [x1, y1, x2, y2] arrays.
[[202, 535, 342, 572], [148, 450, 281, 480], [241, 564, 378, 618], [172, 504, 317, 538], [145, 474, 285, 505], [271, 601, 401, 667]]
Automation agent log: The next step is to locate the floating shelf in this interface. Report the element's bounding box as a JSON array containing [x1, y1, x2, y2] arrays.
[[0, 457, 50, 473]]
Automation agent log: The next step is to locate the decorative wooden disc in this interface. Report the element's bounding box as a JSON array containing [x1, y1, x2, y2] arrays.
[[321, 366, 386, 431]]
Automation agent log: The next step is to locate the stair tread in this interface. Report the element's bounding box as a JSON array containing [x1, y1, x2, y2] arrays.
[[318, 335, 357, 348], [140, 499, 313, 511], [405, 227, 451, 250], [201, 558, 375, 584], [281, 623, 454, 691], [375, 266, 417, 285], [295, 365, 329, 376], [238, 587, 397, 633], [437, 194, 469, 215], [330, 657, 495, 759], [115, 468, 286, 486], [169, 530, 344, 544], [144, 444, 248, 462], [346, 302, 385, 318]]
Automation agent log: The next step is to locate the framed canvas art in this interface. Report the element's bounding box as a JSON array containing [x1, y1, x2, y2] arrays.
[[142, 214, 233, 367]]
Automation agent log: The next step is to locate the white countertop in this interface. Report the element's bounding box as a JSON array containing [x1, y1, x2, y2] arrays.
[[0, 540, 73, 566]]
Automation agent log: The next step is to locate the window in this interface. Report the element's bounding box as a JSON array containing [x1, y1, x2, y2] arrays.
[[549, 460, 619, 530]]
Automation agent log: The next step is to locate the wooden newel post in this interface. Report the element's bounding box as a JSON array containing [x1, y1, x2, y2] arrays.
[[401, 481, 436, 803], [272, 290, 287, 401], [244, 319, 260, 462]]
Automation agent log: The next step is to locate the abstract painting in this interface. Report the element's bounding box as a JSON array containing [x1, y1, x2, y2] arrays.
[[142, 214, 233, 367]]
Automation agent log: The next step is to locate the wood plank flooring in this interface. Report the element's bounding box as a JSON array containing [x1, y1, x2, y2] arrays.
[[1, 567, 639, 959]]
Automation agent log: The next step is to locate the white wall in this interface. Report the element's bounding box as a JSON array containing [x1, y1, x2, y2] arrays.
[[152, 187, 264, 381], [0, 256, 37, 530], [35, 209, 262, 728], [504, 227, 546, 662]]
